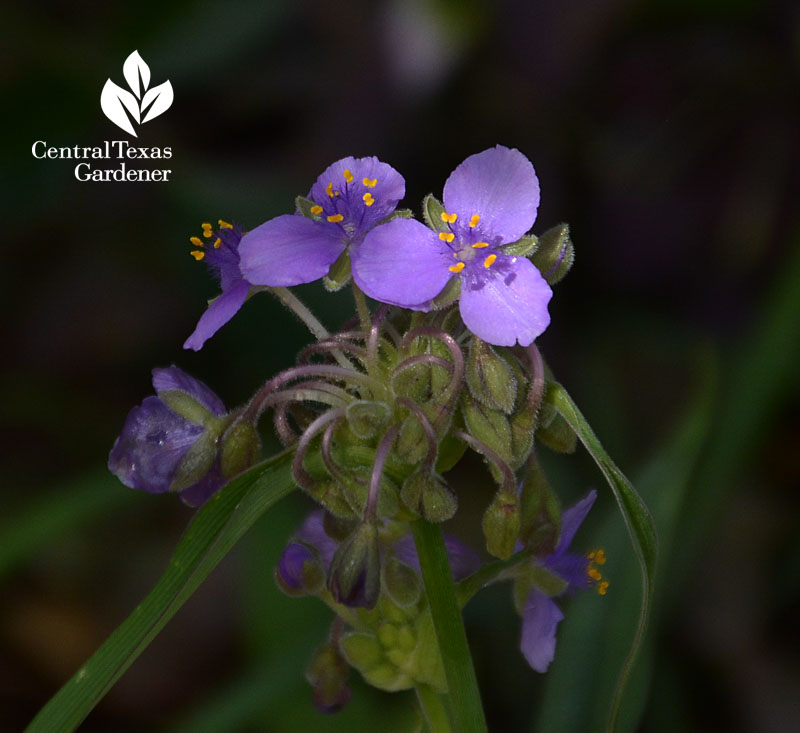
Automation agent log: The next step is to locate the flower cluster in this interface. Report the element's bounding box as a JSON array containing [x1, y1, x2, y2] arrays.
[[108, 146, 605, 716]]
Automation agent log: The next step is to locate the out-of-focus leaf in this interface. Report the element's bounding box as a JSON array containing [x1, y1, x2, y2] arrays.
[[26, 452, 295, 733]]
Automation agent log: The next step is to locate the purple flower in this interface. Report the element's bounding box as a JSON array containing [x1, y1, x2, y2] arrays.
[[108, 365, 227, 507], [184, 221, 252, 351], [519, 490, 607, 672], [238, 156, 405, 288], [351, 146, 553, 347]]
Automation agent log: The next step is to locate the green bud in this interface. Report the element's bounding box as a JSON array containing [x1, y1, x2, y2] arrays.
[[220, 420, 261, 479], [461, 397, 513, 483], [401, 471, 457, 522], [170, 430, 218, 492], [519, 456, 562, 552], [383, 556, 422, 608], [327, 521, 381, 608], [159, 390, 222, 428], [421, 193, 448, 232], [346, 400, 391, 440], [530, 564, 570, 596], [395, 415, 428, 465], [323, 511, 357, 543], [434, 432, 468, 474], [499, 234, 538, 257], [482, 491, 521, 560], [306, 641, 351, 712], [322, 249, 352, 292], [295, 195, 318, 219], [530, 223, 574, 285], [361, 662, 413, 692], [536, 412, 577, 453], [340, 631, 383, 670], [466, 338, 518, 414]]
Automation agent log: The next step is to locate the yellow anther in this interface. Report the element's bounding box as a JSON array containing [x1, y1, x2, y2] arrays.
[[363, 192, 375, 206], [453, 252, 459, 258], [190, 236, 204, 247], [218, 220, 233, 229], [587, 551, 596, 560], [588, 568, 603, 581], [472, 241, 489, 249], [201, 222, 213, 230], [213, 237, 222, 249], [190, 250, 205, 261], [449, 262, 465, 273], [201, 222, 213, 238], [441, 211, 458, 224], [483, 254, 497, 268], [363, 177, 378, 187], [469, 214, 481, 227], [310, 205, 323, 215], [343, 169, 354, 183], [325, 182, 335, 197], [327, 214, 344, 223], [594, 549, 606, 565], [439, 232, 455, 243], [598, 581, 610, 596]]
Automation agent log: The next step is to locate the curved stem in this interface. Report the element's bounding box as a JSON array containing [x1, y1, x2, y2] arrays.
[[364, 424, 401, 520], [412, 520, 488, 733], [291, 408, 346, 492], [453, 430, 517, 498], [397, 397, 438, 473]]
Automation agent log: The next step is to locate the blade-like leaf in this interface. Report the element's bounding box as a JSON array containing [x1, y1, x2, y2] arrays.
[[123, 50, 150, 98], [100, 80, 139, 136], [545, 382, 657, 731], [26, 451, 295, 733], [141, 80, 174, 124]]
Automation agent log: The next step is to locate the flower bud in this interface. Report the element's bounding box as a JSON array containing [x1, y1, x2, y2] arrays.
[[306, 641, 351, 714], [383, 556, 422, 608], [421, 193, 448, 233], [482, 491, 521, 560], [461, 397, 514, 483], [500, 234, 538, 257], [275, 542, 325, 596], [346, 400, 391, 440], [400, 471, 457, 522], [327, 521, 381, 608], [530, 223, 574, 285], [466, 338, 518, 414], [220, 419, 261, 478], [536, 410, 577, 454], [519, 457, 562, 552]]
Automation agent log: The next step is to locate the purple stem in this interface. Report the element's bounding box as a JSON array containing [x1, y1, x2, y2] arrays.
[[453, 430, 517, 499], [292, 408, 347, 492], [364, 424, 401, 520], [396, 397, 438, 472]]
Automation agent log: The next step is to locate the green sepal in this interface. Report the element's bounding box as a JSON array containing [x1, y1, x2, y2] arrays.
[[383, 556, 422, 608], [340, 631, 383, 670], [159, 390, 222, 428], [295, 195, 319, 219], [346, 400, 392, 440], [482, 491, 520, 560], [499, 234, 538, 257], [323, 248, 352, 291], [536, 411, 578, 453], [435, 431, 468, 473], [422, 194, 448, 232], [530, 223, 574, 285], [381, 208, 414, 223], [220, 420, 261, 479], [461, 397, 513, 484], [401, 471, 457, 522], [466, 338, 518, 414], [169, 430, 218, 492], [519, 456, 562, 552], [431, 277, 461, 310]]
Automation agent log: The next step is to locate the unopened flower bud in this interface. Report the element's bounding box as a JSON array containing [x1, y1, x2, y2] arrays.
[[220, 419, 261, 478], [276, 543, 325, 596], [322, 249, 352, 292], [400, 471, 457, 522], [482, 491, 521, 560], [327, 521, 381, 608], [461, 397, 514, 483], [530, 223, 574, 285], [466, 338, 518, 414], [346, 400, 391, 440], [536, 410, 577, 454], [383, 556, 422, 608], [306, 641, 351, 714], [500, 234, 538, 257]]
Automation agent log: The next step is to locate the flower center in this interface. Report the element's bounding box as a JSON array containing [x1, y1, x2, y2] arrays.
[[586, 549, 610, 595], [311, 169, 381, 238], [440, 210, 501, 274]]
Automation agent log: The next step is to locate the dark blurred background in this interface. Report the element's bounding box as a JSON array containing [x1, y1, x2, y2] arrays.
[[2, 0, 799, 730]]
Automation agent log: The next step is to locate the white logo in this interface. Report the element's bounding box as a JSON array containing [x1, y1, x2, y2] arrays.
[[101, 51, 173, 137]]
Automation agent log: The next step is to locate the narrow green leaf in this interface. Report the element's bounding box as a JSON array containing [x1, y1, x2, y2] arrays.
[[546, 383, 657, 731], [27, 452, 296, 733]]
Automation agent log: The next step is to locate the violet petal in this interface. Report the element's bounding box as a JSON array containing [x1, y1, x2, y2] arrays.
[[520, 589, 564, 673], [183, 278, 251, 352], [151, 365, 227, 416]]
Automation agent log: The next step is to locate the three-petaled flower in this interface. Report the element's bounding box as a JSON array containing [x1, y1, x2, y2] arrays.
[[238, 156, 405, 288], [352, 145, 553, 347], [518, 489, 609, 672]]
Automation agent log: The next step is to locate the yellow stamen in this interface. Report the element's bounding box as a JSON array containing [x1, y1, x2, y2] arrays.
[[201, 222, 213, 230], [449, 262, 465, 273], [441, 211, 458, 224], [363, 192, 375, 206], [588, 568, 603, 581], [327, 214, 344, 223], [363, 177, 377, 187], [190, 236, 204, 247], [325, 182, 335, 197], [469, 214, 481, 227], [190, 250, 205, 261], [472, 241, 489, 249], [483, 254, 497, 268], [594, 549, 606, 565], [439, 232, 455, 243], [213, 237, 222, 249], [310, 205, 323, 215], [218, 219, 233, 229], [201, 222, 213, 238], [453, 252, 459, 258], [343, 169, 354, 183], [598, 581, 610, 596]]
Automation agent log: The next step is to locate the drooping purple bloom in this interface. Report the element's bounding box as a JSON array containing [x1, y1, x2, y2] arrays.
[[352, 145, 553, 347], [238, 156, 405, 288], [184, 221, 252, 351], [520, 490, 601, 672], [108, 365, 227, 507]]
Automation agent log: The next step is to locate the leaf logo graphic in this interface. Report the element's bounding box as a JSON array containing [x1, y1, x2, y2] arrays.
[[101, 51, 173, 137]]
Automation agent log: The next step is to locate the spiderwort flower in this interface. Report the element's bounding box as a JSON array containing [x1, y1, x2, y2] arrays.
[[352, 146, 553, 347], [184, 220, 252, 351], [519, 490, 609, 672], [238, 156, 405, 288], [108, 365, 227, 507]]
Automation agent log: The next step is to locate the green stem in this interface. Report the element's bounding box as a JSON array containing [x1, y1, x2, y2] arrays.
[[352, 282, 372, 333], [412, 520, 488, 733], [416, 684, 453, 733]]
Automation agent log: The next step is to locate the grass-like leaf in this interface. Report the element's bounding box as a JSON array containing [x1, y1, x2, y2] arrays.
[[546, 383, 658, 731], [26, 451, 295, 733]]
